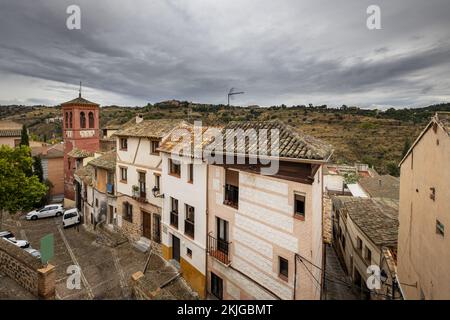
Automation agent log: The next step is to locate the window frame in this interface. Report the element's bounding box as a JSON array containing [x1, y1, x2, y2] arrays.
[[169, 158, 181, 177], [279, 256, 289, 281], [294, 193, 306, 220], [119, 138, 128, 151], [120, 167, 128, 182], [150, 140, 160, 155], [187, 163, 194, 183]]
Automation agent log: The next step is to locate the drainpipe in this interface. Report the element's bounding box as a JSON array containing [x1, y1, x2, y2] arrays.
[[205, 162, 209, 298]]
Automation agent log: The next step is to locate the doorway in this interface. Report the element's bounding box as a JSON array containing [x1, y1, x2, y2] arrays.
[[172, 235, 180, 262], [153, 214, 161, 243], [142, 211, 152, 239]]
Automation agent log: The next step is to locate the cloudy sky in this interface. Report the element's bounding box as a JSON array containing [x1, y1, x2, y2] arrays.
[[0, 0, 449, 108]]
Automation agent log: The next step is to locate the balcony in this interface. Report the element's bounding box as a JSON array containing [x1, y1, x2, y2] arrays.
[[207, 233, 231, 266], [170, 211, 178, 228], [184, 219, 195, 239], [107, 183, 114, 194], [132, 186, 147, 203], [224, 184, 239, 209]]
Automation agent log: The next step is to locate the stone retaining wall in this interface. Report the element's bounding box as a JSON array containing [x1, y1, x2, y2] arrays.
[[0, 238, 55, 299]]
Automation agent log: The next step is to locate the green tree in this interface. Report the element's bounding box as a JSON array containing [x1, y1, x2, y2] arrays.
[[386, 161, 400, 177], [0, 145, 48, 228], [401, 138, 412, 159], [33, 155, 44, 182], [20, 124, 29, 146]]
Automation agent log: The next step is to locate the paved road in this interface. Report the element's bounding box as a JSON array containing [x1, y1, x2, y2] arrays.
[[2, 215, 147, 300]]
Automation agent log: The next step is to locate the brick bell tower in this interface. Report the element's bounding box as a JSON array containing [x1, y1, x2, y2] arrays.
[[62, 84, 100, 206]]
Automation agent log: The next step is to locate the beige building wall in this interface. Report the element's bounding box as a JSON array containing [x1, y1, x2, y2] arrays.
[[397, 121, 450, 299], [46, 157, 64, 195], [0, 136, 20, 147], [207, 164, 323, 300]]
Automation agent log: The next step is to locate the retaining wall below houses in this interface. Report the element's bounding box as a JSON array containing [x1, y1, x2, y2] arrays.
[[0, 238, 55, 299]]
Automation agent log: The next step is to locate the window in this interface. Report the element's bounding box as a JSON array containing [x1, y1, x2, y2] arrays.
[[211, 273, 223, 300], [170, 197, 179, 228], [150, 140, 159, 155], [188, 163, 194, 183], [294, 194, 305, 219], [120, 138, 128, 151], [95, 198, 99, 207], [357, 237, 363, 252], [80, 112, 86, 128], [138, 171, 146, 198], [169, 159, 181, 176], [154, 174, 160, 190], [365, 246, 372, 263], [69, 112, 73, 128], [436, 220, 445, 236], [123, 202, 133, 222], [120, 167, 127, 182], [279, 257, 289, 281], [185, 204, 195, 239], [186, 248, 192, 258], [65, 112, 68, 128], [224, 169, 239, 208], [88, 112, 94, 128]]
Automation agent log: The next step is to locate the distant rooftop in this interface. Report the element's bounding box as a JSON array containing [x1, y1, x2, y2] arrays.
[[0, 120, 22, 137], [67, 148, 94, 159], [74, 165, 95, 185], [113, 119, 186, 139], [88, 151, 116, 171], [31, 143, 64, 159], [332, 196, 399, 248], [205, 120, 333, 161], [435, 112, 450, 135], [358, 175, 400, 200]]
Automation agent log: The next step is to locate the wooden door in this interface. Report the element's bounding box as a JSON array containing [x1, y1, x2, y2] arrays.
[[142, 211, 152, 239], [172, 235, 180, 262]]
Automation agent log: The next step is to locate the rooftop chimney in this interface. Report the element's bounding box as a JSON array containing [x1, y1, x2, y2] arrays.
[[136, 114, 143, 124]]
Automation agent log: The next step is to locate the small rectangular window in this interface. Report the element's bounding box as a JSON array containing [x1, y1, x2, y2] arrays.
[[436, 220, 445, 236], [365, 246, 372, 262], [188, 163, 194, 183], [120, 167, 127, 181], [294, 194, 305, 219], [154, 174, 160, 190], [186, 248, 192, 258], [279, 257, 289, 281], [150, 140, 159, 155], [357, 237, 362, 251], [169, 158, 181, 177], [120, 138, 128, 150]]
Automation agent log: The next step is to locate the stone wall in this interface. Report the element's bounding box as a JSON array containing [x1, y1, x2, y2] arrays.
[[0, 238, 55, 299]]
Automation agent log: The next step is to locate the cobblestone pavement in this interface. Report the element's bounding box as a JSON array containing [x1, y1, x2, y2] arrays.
[[322, 244, 360, 300], [0, 214, 148, 300]]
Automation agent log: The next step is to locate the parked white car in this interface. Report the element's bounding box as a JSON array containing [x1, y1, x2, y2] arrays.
[[62, 208, 81, 228], [26, 204, 64, 220], [0, 231, 30, 248]]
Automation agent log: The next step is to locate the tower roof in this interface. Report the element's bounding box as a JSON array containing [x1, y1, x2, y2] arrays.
[[61, 96, 99, 106]]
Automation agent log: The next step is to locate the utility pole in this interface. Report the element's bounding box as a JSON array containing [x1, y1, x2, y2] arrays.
[[227, 88, 244, 106]]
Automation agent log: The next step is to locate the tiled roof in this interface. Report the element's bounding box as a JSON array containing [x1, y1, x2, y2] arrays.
[[31, 143, 64, 159], [67, 148, 94, 158], [332, 196, 399, 247], [113, 119, 187, 139], [88, 151, 116, 171], [358, 175, 400, 200], [74, 165, 95, 185], [158, 123, 219, 158], [205, 120, 333, 161], [0, 120, 22, 137], [61, 96, 99, 106]]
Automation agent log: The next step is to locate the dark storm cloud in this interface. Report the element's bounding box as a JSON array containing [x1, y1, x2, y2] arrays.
[[0, 0, 449, 107]]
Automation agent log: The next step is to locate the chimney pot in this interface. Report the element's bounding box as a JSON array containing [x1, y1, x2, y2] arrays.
[[136, 114, 143, 124]]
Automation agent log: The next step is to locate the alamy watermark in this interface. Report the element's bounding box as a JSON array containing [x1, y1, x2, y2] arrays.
[[366, 5, 381, 30], [66, 5, 81, 30]]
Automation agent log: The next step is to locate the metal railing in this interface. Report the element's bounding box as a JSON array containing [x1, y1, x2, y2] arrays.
[[207, 233, 231, 265]]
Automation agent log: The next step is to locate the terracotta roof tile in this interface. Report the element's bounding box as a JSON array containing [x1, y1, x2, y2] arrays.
[[88, 151, 116, 171], [113, 119, 187, 139], [67, 148, 94, 158], [358, 175, 400, 200]]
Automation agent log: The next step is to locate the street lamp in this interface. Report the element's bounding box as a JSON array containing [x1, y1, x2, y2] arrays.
[[152, 186, 164, 198]]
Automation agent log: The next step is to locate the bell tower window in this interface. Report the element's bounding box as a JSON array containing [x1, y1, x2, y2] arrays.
[[80, 112, 86, 128], [88, 112, 94, 128]]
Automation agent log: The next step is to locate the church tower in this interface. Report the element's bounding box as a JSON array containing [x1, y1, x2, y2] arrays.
[[62, 86, 100, 206]]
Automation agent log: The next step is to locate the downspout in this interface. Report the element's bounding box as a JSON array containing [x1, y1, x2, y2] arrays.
[[205, 162, 209, 298], [320, 165, 326, 299], [293, 253, 298, 300]]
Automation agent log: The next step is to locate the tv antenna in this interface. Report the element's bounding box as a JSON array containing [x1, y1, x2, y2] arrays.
[[78, 81, 82, 98], [227, 88, 244, 106]]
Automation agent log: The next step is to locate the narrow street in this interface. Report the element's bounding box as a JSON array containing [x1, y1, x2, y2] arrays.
[[1, 214, 147, 300]]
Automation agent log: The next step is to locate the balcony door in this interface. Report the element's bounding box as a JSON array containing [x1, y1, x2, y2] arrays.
[[216, 217, 229, 254], [172, 235, 180, 262]]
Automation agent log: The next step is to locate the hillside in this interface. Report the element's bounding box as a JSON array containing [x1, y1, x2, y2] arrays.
[[1, 101, 448, 175]]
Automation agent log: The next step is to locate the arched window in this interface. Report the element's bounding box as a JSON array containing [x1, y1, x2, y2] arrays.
[[80, 112, 86, 128], [88, 111, 94, 128], [69, 112, 73, 128], [65, 112, 68, 128]]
